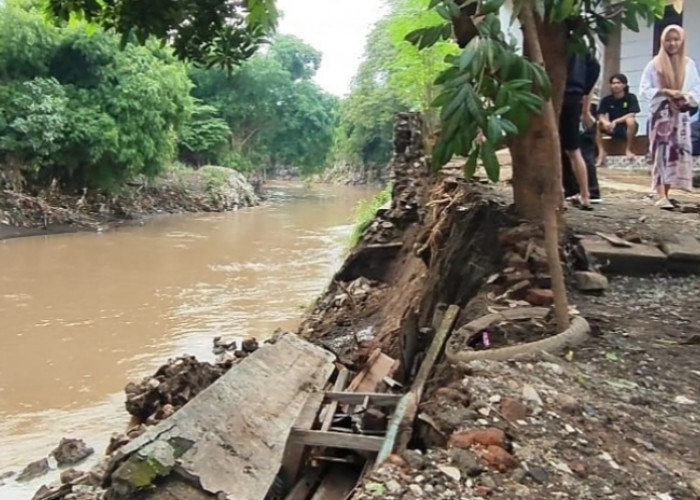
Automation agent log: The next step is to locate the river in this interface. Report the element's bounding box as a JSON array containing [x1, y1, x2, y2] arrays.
[[0, 182, 376, 498]]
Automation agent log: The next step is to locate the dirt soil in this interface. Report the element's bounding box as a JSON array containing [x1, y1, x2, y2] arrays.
[[0, 166, 260, 241], [347, 164, 700, 499]]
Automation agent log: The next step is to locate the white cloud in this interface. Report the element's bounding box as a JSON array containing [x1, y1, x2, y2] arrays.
[[276, 0, 388, 96]]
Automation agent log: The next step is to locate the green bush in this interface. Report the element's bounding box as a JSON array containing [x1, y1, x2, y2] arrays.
[[348, 184, 392, 246], [0, 0, 192, 192]]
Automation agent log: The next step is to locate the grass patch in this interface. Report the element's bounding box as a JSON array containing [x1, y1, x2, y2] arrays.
[[348, 184, 392, 246]]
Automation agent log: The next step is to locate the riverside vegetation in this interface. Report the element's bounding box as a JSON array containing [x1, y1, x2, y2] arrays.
[[0, 0, 462, 236]]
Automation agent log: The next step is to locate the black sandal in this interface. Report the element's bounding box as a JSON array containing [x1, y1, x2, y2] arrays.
[[571, 196, 594, 211]]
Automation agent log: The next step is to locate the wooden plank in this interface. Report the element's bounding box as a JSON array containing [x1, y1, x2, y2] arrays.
[[106, 334, 336, 500], [355, 354, 398, 393], [412, 304, 460, 402], [323, 392, 401, 407], [280, 390, 325, 489], [398, 309, 419, 381], [346, 349, 381, 392], [289, 429, 385, 452], [394, 305, 460, 457], [284, 466, 325, 500], [376, 393, 412, 464], [310, 466, 360, 500], [321, 368, 350, 432]]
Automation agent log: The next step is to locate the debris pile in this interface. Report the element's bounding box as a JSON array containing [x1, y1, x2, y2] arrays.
[[0, 166, 259, 238]]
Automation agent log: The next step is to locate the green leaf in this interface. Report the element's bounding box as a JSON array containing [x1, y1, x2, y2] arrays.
[[480, 141, 500, 182], [436, 5, 452, 20], [459, 38, 479, 70], [549, 0, 575, 22], [431, 90, 455, 108], [446, 0, 461, 18], [500, 118, 519, 135], [367, 482, 386, 496], [464, 88, 486, 128], [479, 0, 506, 16], [486, 115, 502, 143], [530, 63, 552, 98], [464, 146, 479, 178], [441, 85, 469, 121]]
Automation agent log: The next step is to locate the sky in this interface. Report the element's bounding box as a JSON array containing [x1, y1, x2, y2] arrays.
[[275, 0, 388, 96]]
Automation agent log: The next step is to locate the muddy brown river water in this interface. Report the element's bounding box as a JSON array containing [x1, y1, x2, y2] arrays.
[[0, 182, 376, 498]]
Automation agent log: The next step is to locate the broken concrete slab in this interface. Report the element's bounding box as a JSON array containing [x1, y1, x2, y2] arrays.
[[579, 237, 667, 275], [105, 334, 336, 500], [660, 235, 700, 273]]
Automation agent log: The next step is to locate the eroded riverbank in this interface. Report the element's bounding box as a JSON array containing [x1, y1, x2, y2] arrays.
[[0, 182, 376, 498], [0, 166, 260, 242]]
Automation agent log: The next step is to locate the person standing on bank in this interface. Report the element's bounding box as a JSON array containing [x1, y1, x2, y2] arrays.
[[640, 24, 700, 210], [595, 74, 640, 166], [560, 49, 601, 210]]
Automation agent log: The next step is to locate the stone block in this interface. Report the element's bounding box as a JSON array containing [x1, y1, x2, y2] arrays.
[[579, 237, 667, 275], [660, 235, 700, 274], [574, 271, 609, 292]]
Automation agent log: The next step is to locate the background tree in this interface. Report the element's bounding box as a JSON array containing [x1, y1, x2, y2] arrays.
[[0, 0, 193, 192], [186, 34, 337, 176], [334, 0, 457, 178], [45, 0, 279, 72]]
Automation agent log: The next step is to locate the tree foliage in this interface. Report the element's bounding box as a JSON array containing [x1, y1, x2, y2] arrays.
[[0, 1, 338, 190], [45, 0, 279, 71], [0, 0, 192, 191], [186, 34, 338, 175], [334, 0, 457, 177]]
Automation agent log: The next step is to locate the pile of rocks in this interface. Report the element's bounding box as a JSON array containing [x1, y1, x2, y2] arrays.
[[497, 224, 609, 308], [356, 352, 700, 499]]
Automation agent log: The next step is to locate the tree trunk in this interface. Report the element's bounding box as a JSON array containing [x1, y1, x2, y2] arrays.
[[515, 1, 570, 332]]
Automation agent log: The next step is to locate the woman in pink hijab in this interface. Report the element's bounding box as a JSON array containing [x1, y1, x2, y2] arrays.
[[639, 24, 700, 209]]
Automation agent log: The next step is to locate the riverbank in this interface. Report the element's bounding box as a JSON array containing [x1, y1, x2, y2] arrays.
[[16, 114, 700, 499], [0, 165, 259, 241]]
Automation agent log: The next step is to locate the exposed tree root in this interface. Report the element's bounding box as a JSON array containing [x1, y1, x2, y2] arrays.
[[445, 307, 591, 362]]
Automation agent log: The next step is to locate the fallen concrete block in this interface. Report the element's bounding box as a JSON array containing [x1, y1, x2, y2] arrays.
[[660, 235, 700, 273], [104, 334, 336, 500], [579, 237, 667, 275]]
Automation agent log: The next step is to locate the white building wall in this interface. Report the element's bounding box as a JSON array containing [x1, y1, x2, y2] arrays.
[[620, 23, 654, 133], [499, 1, 523, 52], [684, 1, 700, 64]]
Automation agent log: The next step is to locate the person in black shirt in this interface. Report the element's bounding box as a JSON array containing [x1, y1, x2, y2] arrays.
[[595, 73, 640, 165], [560, 50, 601, 210]]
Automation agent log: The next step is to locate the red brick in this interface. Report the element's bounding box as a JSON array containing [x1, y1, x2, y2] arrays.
[[500, 398, 528, 422], [526, 288, 554, 306], [449, 428, 506, 449], [480, 445, 519, 472], [499, 225, 542, 247]]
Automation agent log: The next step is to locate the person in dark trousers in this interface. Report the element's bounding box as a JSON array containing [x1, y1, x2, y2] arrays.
[[560, 49, 601, 210], [595, 73, 641, 165], [562, 122, 602, 203]]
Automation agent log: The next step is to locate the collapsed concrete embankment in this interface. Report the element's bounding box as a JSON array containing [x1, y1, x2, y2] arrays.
[[27, 112, 700, 500]]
